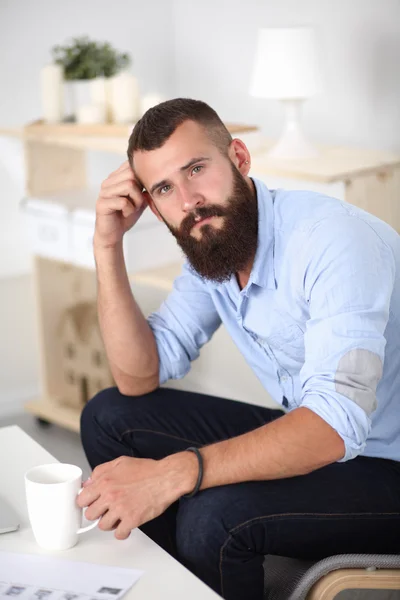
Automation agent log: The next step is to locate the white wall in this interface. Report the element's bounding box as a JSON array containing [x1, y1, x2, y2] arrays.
[[172, 0, 400, 152]]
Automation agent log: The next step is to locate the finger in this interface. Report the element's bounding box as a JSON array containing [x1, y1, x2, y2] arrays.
[[115, 520, 133, 541], [128, 200, 147, 220], [102, 184, 145, 211], [97, 197, 137, 218], [105, 169, 144, 196], [115, 161, 131, 173], [84, 495, 110, 521], [110, 162, 133, 179], [101, 174, 134, 194], [98, 510, 120, 532], [103, 163, 135, 186], [76, 483, 101, 509], [101, 181, 139, 200]]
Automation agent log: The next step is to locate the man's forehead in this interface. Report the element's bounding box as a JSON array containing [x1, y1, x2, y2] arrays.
[[133, 121, 215, 188]]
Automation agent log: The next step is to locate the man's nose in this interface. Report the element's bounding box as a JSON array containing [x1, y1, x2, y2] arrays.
[[180, 186, 205, 212]]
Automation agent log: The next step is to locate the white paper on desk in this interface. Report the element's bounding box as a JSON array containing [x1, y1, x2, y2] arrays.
[[0, 551, 143, 600]]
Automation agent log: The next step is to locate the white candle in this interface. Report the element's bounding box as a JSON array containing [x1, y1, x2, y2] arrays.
[[110, 72, 140, 123], [76, 103, 106, 124], [41, 64, 64, 123]]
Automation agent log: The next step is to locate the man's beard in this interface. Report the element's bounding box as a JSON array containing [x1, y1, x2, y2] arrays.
[[160, 164, 258, 283]]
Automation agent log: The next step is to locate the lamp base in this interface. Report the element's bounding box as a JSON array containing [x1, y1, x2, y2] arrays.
[[268, 99, 318, 160]]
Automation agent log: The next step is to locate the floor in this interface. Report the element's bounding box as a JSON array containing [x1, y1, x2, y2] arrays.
[[0, 411, 91, 479]]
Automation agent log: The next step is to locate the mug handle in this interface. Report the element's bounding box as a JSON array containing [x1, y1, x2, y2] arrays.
[[77, 519, 100, 534], [77, 487, 100, 534]]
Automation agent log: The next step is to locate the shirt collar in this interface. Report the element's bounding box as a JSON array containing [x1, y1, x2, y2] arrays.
[[248, 177, 276, 290]]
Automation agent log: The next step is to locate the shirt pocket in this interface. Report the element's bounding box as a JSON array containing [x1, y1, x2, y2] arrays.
[[265, 322, 305, 362]]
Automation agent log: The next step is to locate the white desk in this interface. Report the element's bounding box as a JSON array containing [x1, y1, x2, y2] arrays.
[[0, 425, 220, 599]]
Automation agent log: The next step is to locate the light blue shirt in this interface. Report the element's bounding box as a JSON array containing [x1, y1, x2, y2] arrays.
[[148, 178, 400, 463]]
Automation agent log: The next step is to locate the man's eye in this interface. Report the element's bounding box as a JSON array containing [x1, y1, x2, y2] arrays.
[[191, 165, 203, 175], [160, 185, 171, 195]]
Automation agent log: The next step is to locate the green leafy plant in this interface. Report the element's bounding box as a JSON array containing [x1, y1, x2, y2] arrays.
[[52, 36, 131, 80]]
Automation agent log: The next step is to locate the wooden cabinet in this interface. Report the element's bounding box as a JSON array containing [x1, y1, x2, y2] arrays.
[[251, 142, 400, 231], [345, 167, 400, 229]]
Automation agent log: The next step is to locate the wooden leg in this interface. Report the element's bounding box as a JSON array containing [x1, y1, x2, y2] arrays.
[[307, 568, 400, 600]]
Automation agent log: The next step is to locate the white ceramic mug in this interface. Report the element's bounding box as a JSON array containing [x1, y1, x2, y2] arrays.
[[25, 463, 99, 551]]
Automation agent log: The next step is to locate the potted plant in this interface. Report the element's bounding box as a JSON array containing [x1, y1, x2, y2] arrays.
[[52, 37, 131, 120]]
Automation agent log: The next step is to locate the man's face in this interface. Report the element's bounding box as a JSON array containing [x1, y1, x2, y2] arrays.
[[133, 120, 258, 282]]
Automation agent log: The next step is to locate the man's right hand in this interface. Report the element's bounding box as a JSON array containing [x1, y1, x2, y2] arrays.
[[94, 161, 148, 250]]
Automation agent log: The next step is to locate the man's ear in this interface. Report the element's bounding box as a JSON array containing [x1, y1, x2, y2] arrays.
[[144, 192, 164, 222], [228, 139, 251, 176]]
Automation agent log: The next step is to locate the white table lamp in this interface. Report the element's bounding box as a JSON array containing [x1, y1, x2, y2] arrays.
[[250, 27, 319, 160]]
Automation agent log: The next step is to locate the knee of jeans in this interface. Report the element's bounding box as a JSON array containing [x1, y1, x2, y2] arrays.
[[80, 386, 120, 439], [80, 386, 162, 444], [176, 487, 231, 567]]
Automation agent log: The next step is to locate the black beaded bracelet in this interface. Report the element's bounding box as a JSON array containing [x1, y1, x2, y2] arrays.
[[183, 447, 203, 498]]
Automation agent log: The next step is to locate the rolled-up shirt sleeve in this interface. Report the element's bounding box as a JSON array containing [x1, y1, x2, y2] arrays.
[[147, 263, 221, 385], [298, 214, 395, 461]]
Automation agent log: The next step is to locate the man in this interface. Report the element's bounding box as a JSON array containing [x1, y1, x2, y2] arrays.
[[78, 98, 400, 600]]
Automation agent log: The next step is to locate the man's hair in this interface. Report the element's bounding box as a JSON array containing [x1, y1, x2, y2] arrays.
[[127, 98, 232, 166]]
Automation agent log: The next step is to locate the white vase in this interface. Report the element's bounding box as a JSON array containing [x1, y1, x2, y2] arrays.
[[110, 72, 140, 123], [89, 76, 114, 122], [90, 77, 106, 105], [64, 80, 92, 120], [76, 104, 106, 124]]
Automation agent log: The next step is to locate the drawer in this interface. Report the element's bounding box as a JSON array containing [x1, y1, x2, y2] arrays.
[[23, 200, 71, 262], [72, 207, 182, 273], [71, 209, 96, 269]]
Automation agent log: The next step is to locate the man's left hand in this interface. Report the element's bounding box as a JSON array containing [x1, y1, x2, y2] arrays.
[[77, 454, 197, 540]]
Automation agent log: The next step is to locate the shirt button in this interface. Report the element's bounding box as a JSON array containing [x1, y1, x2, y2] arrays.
[[281, 375, 288, 382]]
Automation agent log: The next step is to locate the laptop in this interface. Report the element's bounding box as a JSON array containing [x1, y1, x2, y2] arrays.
[[0, 496, 19, 534]]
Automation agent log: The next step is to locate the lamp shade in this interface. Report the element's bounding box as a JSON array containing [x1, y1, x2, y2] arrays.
[[250, 27, 319, 99]]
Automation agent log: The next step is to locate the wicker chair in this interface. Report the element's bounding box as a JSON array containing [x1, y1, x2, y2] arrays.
[[263, 554, 400, 599]]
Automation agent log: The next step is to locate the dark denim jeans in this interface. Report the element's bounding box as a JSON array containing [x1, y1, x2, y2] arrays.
[[80, 386, 400, 600]]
